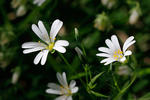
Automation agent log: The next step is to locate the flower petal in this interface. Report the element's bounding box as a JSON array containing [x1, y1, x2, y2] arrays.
[[111, 35, 121, 50], [38, 20, 50, 43], [96, 53, 111, 57], [53, 46, 66, 53], [69, 80, 76, 89], [62, 72, 68, 86], [47, 83, 61, 90], [50, 19, 63, 42], [123, 40, 136, 53], [32, 24, 47, 43], [98, 47, 111, 54], [120, 56, 126, 62], [124, 50, 132, 56], [55, 40, 69, 47], [100, 57, 113, 63], [46, 89, 62, 95], [67, 96, 72, 100], [55, 95, 67, 100], [33, 51, 43, 65], [23, 47, 45, 54], [56, 72, 67, 87], [105, 39, 115, 51], [41, 50, 49, 65], [123, 36, 134, 52], [22, 42, 46, 49], [71, 87, 79, 93], [104, 59, 116, 65]]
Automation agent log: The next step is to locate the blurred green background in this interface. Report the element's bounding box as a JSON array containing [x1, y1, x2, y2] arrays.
[[0, 0, 150, 100]]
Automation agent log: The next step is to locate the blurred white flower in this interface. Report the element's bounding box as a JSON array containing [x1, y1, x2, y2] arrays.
[[117, 65, 132, 76], [22, 19, 69, 65], [129, 8, 141, 25], [101, 0, 116, 9], [46, 72, 79, 100], [11, 0, 21, 8], [33, 0, 46, 6], [96, 35, 136, 65], [16, 5, 26, 17]]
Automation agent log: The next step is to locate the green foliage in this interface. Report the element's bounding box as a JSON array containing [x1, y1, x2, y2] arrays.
[[0, 0, 150, 100]]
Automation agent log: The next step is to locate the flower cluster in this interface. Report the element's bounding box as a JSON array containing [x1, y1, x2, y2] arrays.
[[22, 19, 136, 100]]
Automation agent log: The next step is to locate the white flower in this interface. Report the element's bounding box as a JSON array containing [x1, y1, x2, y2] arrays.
[[129, 9, 139, 25], [33, 0, 46, 6], [22, 19, 69, 65], [101, 0, 116, 9], [16, 5, 26, 17], [46, 72, 79, 100], [96, 35, 136, 65]]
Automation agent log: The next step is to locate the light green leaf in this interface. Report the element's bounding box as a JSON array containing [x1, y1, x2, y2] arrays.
[[91, 90, 108, 98], [88, 72, 104, 88]]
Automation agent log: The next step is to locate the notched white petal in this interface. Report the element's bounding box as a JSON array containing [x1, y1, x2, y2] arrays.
[[98, 47, 111, 54], [41, 50, 49, 65], [48, 83, 61, 90], [23, 47, 44, 54], [33, 51, 43, 65], [111, 35, 121, 50], [46, 89, 62, 95], [53, 46, 66, 53], [69, 80, 76, 89], [124, 50, 132, 56], [96, 53, 110, 57], [55, 40, 69, 47], [50, 19, 63, 42], [71, 87, 79, 93]]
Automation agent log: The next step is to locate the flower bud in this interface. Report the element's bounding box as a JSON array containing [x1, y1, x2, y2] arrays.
[[11, 67, 21, 84], [129, 4, 141, 25], [101, 0, 116, 9], [16, 5, 26, 17], [75, 47, 83, 60], [11, 0, 21, 8], [74, 28, 79, 40]]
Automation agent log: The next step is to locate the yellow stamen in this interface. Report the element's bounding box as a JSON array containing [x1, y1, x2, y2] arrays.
[[45, 42, 54, 51], [60, 85, 72, 96], [113, 49, 123, 60], [50, 37, 56, 41]]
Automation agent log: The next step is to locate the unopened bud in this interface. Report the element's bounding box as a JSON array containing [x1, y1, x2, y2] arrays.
[[11, 0, 21, 8], [74, 28, 79, 40], [101, 0, 116, 9], [33, 0, 46, 6], [11, 67, 21, 84], [75, 47, 83, 60], [129, 3, 141, 25], [16, 5, 26, 17]]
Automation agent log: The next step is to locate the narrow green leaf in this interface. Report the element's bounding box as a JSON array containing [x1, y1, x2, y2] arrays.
[[91, 90, 108, 98], [88, 72, 104, 87]]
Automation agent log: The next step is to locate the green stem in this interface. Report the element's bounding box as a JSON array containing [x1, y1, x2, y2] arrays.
[[113, 73, 136, 100], [59, 53, 72, 69], [110, 63, 120, 92]]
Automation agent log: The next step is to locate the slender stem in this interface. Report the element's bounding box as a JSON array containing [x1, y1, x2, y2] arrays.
[[110, 63, 120, 92], [112, 73, 120, 92], [58, 53, 72, 71]]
